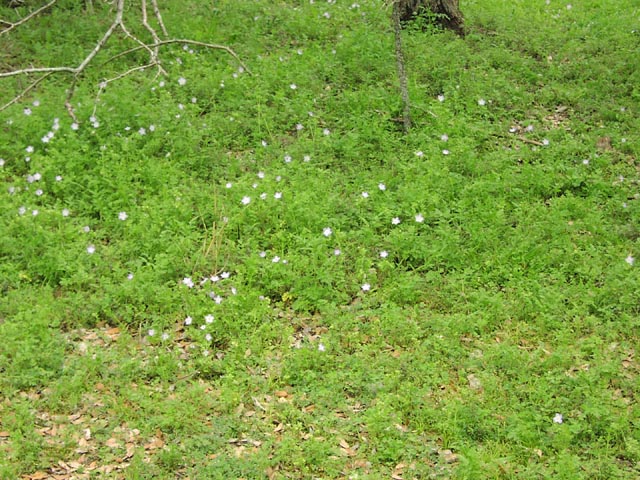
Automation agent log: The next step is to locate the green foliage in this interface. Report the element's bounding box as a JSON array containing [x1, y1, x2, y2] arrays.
[[1, 0, 639, 478]]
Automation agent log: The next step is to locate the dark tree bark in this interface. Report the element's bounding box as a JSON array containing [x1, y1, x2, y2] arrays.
[[397, 0, 464, 36]]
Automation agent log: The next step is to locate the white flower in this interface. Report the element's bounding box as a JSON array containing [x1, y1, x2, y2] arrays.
[[33, 100, 40, 107], [478, 99, 486, 106], [415, 151, 424, 157], [361, 283, 371, 292], [24, 108, 32, 116], [221, 271, 230, 279], [202, 350, 210, 357], [18, 206, 26, 215], [26, 145, 34, 153], [415, 213, 424, 223], [553, 413, 563, 424], [182, 277, 194, 288], [304, 155, 311, 162], [138, 127, 146, 135], [274, 192, 282, 199], [378, 183, 386, 191], [205, 314, 214, 324], [213, 295, 223, 304], [62, 209, 70, 217], [542, 139, 550, 146], [290, 83, 297, 90], [82, 226, 91, 233], [295, 123, 304, 131], [361, 191, 369, 198], [437, 94, 445, 102], [260, 192, 267, 200], [318, 343, 326, 352], [582, 159, 589, 165], [35, 189, 43, 196], [257, 171, 265, 179], [392, 217, 401, 225], [334, 248, 341, 256], [284, 154, 292, 163], [127, 273, 134, 280], [226, 182, 233, 188], [259, 251, 267, 258], [185, 316, 193, 325], [87, 244, 96, 254], [380, 251, 388, 258], [323, 128, 331, 136], [323, 227, 332, 237], [626, 255, 635, 266], [441, 134, 449, 141], [178, 77, 187, 86], [205, 333, 213, 342], [261, 140, 268, 147], [241, 196, 251, 205], [161, 332, 170, 341], [148, 329, 155, 337], [149, 125, 155, 132], [32, 210, 39, 216], [231, 287, 237, 295], [118, 211, 128, 221], [200, 324, 206, 330], [55, 175, 63, 181], [272, 256, 281, 263], [442, 149, 450, 155], [0, 158, 4, 167]]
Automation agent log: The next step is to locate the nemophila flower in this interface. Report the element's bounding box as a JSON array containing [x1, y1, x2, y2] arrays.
[[33, 100, 40, 107], [35, 189, 43, 196], [87, 244, 96, 254], [82, 226, 90, 233], [226, 182, 232, 188], [178, 103, 185, 110], [182, 277, 194, 288], [191, 97, 197, 104], [274, 192, 282, 199], [118, 211, 128, 221], [437, 94, 445, 102], [252, 183, 258, 189], [626, 255, 635, 266], [62, 209, 70, 217], [478, 98, 486, 106], [415, 213, 424, 223], [231, 287, 237, 295], [205, 314, 214, 324], [323, 227, 333, 237], [205, 333, 213, 342], [378, 183, 386, 191], [178, 77, 187, 86], [392, 217, 401, 225], [334, 248, 341, 256], [185, 316, 193, 325], [27, 175, 35, 183], [18, 206, 26, 215], [148, 329, 155, 337], [295, 123, 304, 131], [304, 155, 311, 162], [24, 107, 32, 115], [276, 175, 282, 182], [441, 134, 449, 141], [161, 332, 170, 341], [127, 273, 134, 280], [261, 140, 268, 147], [318, 343, 326, 352], [290, 83, 297, 90], [149, 124, 155, 132], [260, 193, 267, 200], [509, 126, 518, 133], [0, 158, 4, 167], [258, 171, 265, 179], [272, 256, 281, 263], [284, 154, 292, 163], [200, 324, 207, 330], [323, 128, 331, 136], [241, 196, 251, 205], [259, 251, 267, 258], [211, 275, 220, 282], [542, 139, 550, 146], [8, 186, 15, 194], [71, 122, 79, 131], [322, 12, 331, 18], [26, 145, 34, 153], [415, 151, 424, 157], [213, 295, 223, 304], [56, 175, 62, 181], [582, 159, 589, 165], [442, 149, 450, 155], [361, 283, 371, 292], [202, 350, 210, 357], [361, 191, 369, 198], [221, 271, 230, 279], [25, 157, 30, 163], [553, 413, 563, 424], [138, 127, 146, 135], [380, 250, 388, 258]]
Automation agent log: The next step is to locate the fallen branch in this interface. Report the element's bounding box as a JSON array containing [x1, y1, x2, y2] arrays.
[[0, 0, 249, 118], [392, 0, 411, 134], [0, 0, 57, 36]]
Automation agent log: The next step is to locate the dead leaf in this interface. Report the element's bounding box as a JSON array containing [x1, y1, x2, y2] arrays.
[[0, 431, 9, 438], [596, 136, 612, 151], [274, 390, 289, 398], [106, 437, 120, 448]]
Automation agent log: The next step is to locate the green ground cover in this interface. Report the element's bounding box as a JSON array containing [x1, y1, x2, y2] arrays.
[[1, 0, 639, 478]]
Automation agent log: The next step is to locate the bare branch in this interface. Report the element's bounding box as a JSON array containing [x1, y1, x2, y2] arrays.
[[141, 0, 164, 75], [105, 39, 251, 74], [151, 0, 168, 38], [392, 1, 411, 133], [0, 0, 57, 36]]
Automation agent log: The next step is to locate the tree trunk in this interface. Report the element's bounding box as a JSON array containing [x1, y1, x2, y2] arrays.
[[397, 0, 464, 36]]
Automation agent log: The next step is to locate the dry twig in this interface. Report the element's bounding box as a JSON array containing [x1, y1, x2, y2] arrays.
[[0, 0, 248, 119]]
